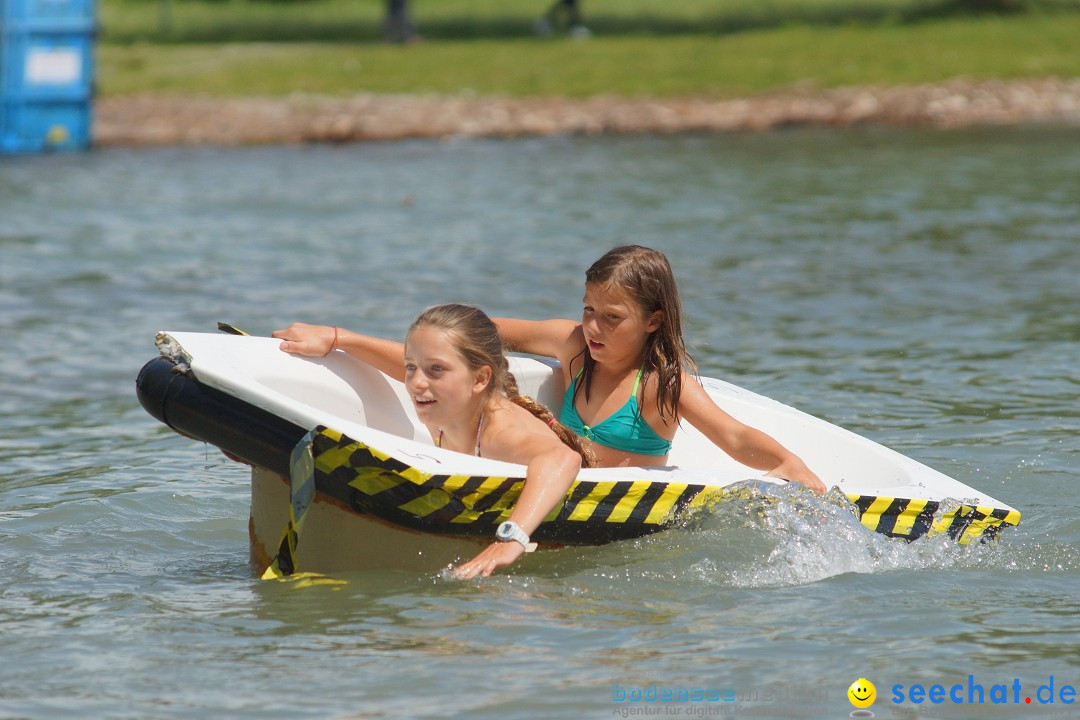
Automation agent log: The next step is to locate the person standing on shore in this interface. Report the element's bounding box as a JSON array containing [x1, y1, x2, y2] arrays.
[[384, 0, 418, 43], [534, 0, 590, 38]]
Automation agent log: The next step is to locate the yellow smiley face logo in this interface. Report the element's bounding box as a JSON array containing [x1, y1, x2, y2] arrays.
[[848, 678, 877, 709]]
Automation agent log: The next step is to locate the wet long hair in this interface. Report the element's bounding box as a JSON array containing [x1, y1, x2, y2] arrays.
[[572, 245, 696, 423], [409, 304, 596, 468]]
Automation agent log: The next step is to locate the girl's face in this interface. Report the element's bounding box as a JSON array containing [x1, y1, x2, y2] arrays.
[[404, 325, 491, 425], [581, 282, 662, 364]]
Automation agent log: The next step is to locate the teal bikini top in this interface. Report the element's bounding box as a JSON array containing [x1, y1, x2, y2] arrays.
[[559, 368, 673, 456]]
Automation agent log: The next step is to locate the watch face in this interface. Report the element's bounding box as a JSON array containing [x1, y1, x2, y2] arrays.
[[496, 522, 513, 540]]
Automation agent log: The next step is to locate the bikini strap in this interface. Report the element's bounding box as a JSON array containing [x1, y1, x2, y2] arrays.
[[569, 367, 584, 395]]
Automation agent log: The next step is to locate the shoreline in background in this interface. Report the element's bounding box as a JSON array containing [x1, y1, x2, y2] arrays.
[[95, 78, 1080, 146]]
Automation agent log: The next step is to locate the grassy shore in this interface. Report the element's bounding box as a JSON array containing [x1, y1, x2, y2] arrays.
[[96, 0, 1080, 100]]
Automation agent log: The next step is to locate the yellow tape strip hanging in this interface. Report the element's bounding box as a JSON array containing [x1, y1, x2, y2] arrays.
[[261, 429, 317, 579], [217, 322, 250, 336]]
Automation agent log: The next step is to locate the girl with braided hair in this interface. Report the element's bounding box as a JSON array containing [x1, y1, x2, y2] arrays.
[[273, 304, 592, 578]]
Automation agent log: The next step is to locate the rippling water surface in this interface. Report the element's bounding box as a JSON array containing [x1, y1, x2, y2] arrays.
[[2, 127, 1078, 719]]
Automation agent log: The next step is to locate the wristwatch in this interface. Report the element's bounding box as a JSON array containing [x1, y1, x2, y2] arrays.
[[496, 521, 537, 552]]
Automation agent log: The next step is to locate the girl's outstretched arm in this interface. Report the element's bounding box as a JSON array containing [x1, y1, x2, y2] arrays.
[[679, 375, 826, 494], [272, 322, 406, 381], [493, 317, 582, 361], [452, 429, 581, 579]]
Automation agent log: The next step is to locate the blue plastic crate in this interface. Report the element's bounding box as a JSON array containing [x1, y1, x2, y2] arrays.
[[0, 96, 88, 151], [1, 0, 94, 24], [2, 30, 93, 97], [0, 0, 94, 153]]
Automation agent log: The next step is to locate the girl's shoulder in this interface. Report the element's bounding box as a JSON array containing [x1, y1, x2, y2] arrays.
[[487, 396, 546, 433], [635, 363, 694, 424], [483, 399, 560, 462]]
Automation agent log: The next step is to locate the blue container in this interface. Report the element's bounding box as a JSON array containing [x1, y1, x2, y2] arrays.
[[1, 0, 95, 153]]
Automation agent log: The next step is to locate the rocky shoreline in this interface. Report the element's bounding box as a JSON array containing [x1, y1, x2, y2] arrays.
[[94, 78, 1080, 146]]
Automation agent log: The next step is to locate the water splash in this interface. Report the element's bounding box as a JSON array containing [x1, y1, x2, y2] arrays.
[[656, 481, 1048, 589]]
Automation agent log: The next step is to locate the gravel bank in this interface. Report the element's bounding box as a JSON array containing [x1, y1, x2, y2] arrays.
[[94, 78, 1080, 146]]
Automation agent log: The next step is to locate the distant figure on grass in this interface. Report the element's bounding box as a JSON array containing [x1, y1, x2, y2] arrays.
[[535, 0, 590, 38], [384, 0, 418, 43]]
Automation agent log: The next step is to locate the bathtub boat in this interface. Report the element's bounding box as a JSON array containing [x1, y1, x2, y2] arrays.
[[135, 328, 1020, 576]]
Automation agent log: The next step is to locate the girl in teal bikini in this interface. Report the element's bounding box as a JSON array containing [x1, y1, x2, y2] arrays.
[[495, 245, 825, 493]]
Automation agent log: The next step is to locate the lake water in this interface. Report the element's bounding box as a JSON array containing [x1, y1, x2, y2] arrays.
[[1, 127, 1078, 720]]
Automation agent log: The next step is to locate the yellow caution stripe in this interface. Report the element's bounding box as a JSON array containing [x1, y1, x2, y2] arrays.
[[278, 426, 1021, 548], [847, 494, 1020, 544], [262, 429, 318, 578], [216, 322, 250, 336], [304, 426, 708, 544]]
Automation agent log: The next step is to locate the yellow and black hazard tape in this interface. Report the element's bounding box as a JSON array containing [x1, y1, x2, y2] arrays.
[[847, 494, 1021, 544], [216, 322, 250, 336], [308, 427, 1020, 545], [308, 426, 720, 545], [264, 426, 1021, 576], [262, 428, 318, 579]]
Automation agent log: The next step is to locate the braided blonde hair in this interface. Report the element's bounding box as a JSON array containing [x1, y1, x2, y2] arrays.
[[408, 304, 596, 468]]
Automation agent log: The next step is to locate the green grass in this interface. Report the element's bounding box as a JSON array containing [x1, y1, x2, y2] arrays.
[[97, 12, 1080, 98]]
